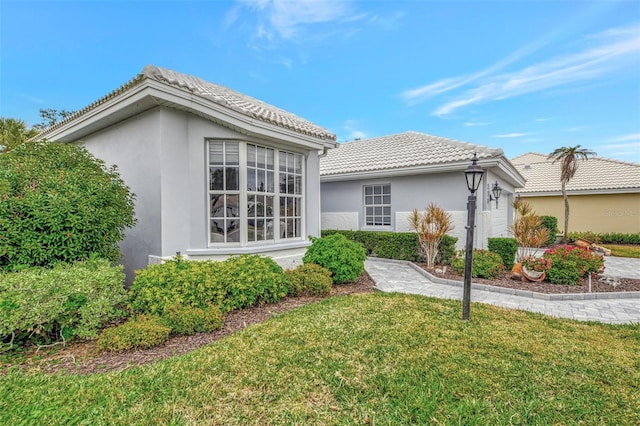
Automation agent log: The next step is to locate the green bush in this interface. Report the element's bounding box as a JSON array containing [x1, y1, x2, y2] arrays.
[[161, 304, 223, 335], [542, 245, 605, 285], [451, 249, 505, 280], [487, 238, 518, 270], [539, 216, 558, 245], [0, 259, 127, 349], [303, 234, 366, 283], [285, 263, 333, 297], [567, 232, 640, 245], [435, 235, 458, 266], [321, 230, 456, 263], [97, 315, 171, 352], [129, 255, 287, 315], [0, 141, 136, 270]]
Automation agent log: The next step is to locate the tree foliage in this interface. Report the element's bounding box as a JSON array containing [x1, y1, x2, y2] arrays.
[[0, 118, 38, 153], [547, 145, 596, 244], [0, 141, 136, 270]]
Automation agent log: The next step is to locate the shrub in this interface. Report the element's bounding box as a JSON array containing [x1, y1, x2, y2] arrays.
[[161, 304, 223, 335], [409, 203, 454, 268], [539, 216, 558, 245], [436, 235, 458, 266], [0, 141, 136, 270], [0, 259, 127, 350], [451, 249, 505, 280], [520, 256, 552, 273], [285, 263, 333, 297], [129, 255, 286, 315], [567, 232, 640, 245], [374, 233, 421, 261], [487, 238, 518, 270], [97, 315, 171, 352], [542, 245, 605, 285], [510, 199, 549, 261], [303, 234, 366, 283]]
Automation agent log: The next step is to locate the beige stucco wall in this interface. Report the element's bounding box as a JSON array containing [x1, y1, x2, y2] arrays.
[[521, 193, 640, 234]]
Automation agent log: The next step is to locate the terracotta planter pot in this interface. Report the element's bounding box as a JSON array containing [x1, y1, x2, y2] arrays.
[[521, 265, 546, 282], [511, 263, 523, 281]]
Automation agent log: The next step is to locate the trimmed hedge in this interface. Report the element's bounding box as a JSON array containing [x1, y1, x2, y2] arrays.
[[451, 249, 505, 280], [539, 216, 558, 246], [284, 263, 333, 297], [0, 259, 127, 349], [320, 230, 457, 265], [487, 238, 518, 270], [567, 232, 640, 245], [97, 315, 171, 352]]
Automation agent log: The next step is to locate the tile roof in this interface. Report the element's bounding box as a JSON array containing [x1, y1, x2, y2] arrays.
[[37, 65, 335, 142], [320, 131, 504, 176], [511, 152, 640, 193]]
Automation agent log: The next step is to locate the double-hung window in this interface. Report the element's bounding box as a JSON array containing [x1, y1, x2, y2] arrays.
[[363, 184, 391, 227], [208, 140, 304, 245]]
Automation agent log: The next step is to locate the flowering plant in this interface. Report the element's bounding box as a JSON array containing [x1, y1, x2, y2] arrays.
[[521, 256, 551, 273]]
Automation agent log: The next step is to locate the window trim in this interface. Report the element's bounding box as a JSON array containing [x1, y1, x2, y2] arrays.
[[363, 183, 392, 228]]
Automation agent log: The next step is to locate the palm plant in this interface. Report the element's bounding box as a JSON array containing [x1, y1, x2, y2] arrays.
[[0, 117, 38, 152], [410, 203, 453, 268], [547, 145, 596, 244]]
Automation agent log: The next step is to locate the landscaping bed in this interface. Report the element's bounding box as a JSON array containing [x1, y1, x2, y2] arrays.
[[416, 263, 640, 294]]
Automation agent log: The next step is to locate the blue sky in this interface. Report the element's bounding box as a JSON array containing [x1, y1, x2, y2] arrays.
[[1, 0, 639, 161]]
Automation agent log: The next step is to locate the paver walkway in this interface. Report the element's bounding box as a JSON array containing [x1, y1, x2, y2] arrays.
[[365, 258, 640, 324]]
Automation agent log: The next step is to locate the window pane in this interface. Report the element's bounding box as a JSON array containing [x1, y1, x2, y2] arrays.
[[267, 149, 274, 169], [266, 196, 274, 217], [247, 168, 256, 191], [256, 219, 264, 241], [294, 198, 300, 216], [383, 206, 391, 216], [226, 167, 239, 191], [266, 219, 274, 240], [211, 219, 224, 242], [383, 195, 391, 204], [294, 154, 302, 173], [226, 143, 239, 166], [267, 171, 274, 192], [210, 167, 224, 190], [279, 152, 286, 172], [227, 220, 240, 242], [294, 218, 300, 237], [294, 175, 302, 194], [258, 170, 267, 192], [248, 195, 255, 218], [247, 144, 256, 167], [375, 206, 382, 216], [227, 195, 239, 217], [211, 195, 224, 217], [383, 185, 391, 195], [366, 207, 373, 216], [287, 175, 294, 194], [257, 147, 266, 168], [364, 186, 373, 196], [374, 186, 381, 195], [209, 142, 223, 165], [287, 153, 294, 172]]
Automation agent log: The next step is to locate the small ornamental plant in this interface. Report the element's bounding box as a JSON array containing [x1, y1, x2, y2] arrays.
[[451, 249, 505, 280], [542, 245, 604, 285], [520, 256, 551, 273]]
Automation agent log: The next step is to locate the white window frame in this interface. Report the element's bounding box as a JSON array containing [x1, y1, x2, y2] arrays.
[[363, 183, 391, 228], [206, 139, 305, 247]]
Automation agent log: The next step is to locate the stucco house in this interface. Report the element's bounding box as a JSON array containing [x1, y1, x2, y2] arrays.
[[37, 65, 337, 282], [320, 132, 526, 249], [511, 153, 640, 234]]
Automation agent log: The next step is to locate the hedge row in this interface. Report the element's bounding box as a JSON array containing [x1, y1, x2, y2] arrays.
[[320, 230, 458, 265], [567, 232, 640, 245]]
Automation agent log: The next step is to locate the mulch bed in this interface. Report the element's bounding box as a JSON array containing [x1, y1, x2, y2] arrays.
[[4, 273, 377, 376], [5, 265, 639, 376], [415, 263, 640, 294]]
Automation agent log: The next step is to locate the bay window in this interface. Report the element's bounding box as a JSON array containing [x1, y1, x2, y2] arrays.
[[208, 140, 304, 245]]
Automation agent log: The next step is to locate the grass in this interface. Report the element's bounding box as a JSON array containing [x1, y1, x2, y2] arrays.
[[602, 244, 640, 259], [1, 293, 639, 425]]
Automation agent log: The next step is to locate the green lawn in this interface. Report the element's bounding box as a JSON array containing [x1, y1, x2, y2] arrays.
[[602, 244, 640, 259], [1, 293, 638, 425]]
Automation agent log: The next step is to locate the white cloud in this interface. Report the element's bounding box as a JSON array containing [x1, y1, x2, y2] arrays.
[[464, 121, 491, 127], [607, 133, 640, 143], [494, 133, 530, 138], [401, 23, 640, 116], [339, 119, 367, 141]]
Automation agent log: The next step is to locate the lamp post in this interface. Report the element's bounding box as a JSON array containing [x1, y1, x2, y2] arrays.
[[462, 153, 485, 321]]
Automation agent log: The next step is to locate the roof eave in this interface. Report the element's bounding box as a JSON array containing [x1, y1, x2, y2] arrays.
[[516, 187, 640, 196]]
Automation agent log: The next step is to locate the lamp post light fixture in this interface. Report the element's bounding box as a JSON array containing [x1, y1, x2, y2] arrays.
[[462, 153, 485, 321], [488, 181, 503, 208]]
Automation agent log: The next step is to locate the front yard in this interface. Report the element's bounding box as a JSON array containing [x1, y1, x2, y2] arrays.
[[2, 292, 638, 425]]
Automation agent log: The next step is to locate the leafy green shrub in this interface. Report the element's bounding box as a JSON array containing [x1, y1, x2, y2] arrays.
[[0, 141, 136, 270], [161, 304, 223, 335], [567, 232, 640, 245], [284, 263, 333, 297], [97, 315, 171, 352], [539, 216, 558, 245], [0, 259, 127, 350], [129, 255, 286, 315], [303, 234, 366, 284], [487, 238, 518, 270], [451, 249, 505, 280], [542, 245, 604, 285], [435, 235, 458, 266], [374, 233, 421, 261]]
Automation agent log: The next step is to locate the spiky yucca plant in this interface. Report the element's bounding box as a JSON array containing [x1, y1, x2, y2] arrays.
[[410, 203, 453, 268], [510, 198, 549, 261]]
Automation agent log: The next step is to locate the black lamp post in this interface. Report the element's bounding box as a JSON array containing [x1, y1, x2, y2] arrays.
[[462, 153, 485, 321]]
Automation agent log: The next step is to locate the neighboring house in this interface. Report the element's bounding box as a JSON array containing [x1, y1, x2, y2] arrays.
[[320, 132, 526, 249], [37, 65, 337, 282], [511, 153, 640, 234]]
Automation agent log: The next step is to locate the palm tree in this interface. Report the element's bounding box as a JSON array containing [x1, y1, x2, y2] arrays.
[[547, 145, 597, 243], [0, 117, 38, 152]]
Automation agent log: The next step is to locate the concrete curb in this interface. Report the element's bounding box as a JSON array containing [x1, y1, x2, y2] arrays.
[[366, 257, 640, 301]]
